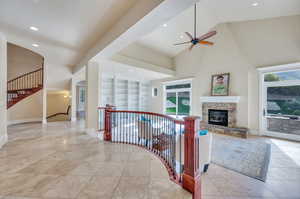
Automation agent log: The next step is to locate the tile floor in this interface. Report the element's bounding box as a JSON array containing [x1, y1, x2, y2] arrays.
[[0, 122, 300, 199]]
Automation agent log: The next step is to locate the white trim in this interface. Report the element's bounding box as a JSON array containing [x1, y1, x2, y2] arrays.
[[249, 129, 260, 136], [257, 62, 300, 73], [0, 134, 8, 149], [200, 96, 241, 103], [71, 117, 77, 122], [8, 118, 43, 126], [162, 77, 194, 85]]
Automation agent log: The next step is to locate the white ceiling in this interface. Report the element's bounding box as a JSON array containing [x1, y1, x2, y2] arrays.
[[138, 0, 300, 57], [0, 0, 138, 66]]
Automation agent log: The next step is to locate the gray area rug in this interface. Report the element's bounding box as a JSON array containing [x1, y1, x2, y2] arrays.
[[211, 134, 271, 181]]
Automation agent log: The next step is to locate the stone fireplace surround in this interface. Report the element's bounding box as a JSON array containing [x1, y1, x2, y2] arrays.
[[200, 96, 248, 138], [203, 102, 237, 128]]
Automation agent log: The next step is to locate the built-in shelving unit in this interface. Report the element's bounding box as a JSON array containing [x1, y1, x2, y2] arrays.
[[101, 76, 150, 111]]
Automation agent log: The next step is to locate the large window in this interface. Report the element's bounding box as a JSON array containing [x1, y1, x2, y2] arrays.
[[165, 82, 191, 117], [265, 70, 300, 117]]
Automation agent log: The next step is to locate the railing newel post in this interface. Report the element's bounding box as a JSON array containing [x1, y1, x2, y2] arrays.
[[104, 107, 112, 141], [182, 116, 201, 199]]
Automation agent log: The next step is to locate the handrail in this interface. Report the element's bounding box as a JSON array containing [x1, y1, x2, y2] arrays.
[[47, 105, 71, 119], [107, 109, 185, 125], [7, 67, 43, 92], [7, 68, 43, 83]]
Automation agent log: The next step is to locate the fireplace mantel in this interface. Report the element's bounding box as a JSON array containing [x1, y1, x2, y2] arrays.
[[200, 96, 241, 103]]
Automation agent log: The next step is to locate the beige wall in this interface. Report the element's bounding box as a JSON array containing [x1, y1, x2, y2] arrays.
[[47, 92, 71, 121], [7, 91, 43, 124], [0, 33, 7, 148], [7, 43, 43, 80], [150, 15, 300, 133]]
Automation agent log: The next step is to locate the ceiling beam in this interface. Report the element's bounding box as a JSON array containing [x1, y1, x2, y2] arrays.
[[110, 54, 175, 76], [73, 0, 198, 73]]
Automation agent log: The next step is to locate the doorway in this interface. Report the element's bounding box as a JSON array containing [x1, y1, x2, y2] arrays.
[[164, 81, 191, 119], [259, 64, 300, 141]]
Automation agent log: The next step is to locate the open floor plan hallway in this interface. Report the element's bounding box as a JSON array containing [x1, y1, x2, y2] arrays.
[[1, 122, 300, 199]]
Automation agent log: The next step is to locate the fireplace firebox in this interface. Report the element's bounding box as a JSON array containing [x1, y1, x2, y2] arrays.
[[208, 109, 228, 127]]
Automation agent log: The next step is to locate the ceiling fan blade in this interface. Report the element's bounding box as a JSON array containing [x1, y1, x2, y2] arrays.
[[174, 41, 191, 46], [185, 32, 193, 40], [199, 40, 214, 46], [197, 31, 217, 42], [189, 44, 195, 51]]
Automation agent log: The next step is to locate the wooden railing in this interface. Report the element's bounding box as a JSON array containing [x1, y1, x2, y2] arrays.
[[7, 68, 43, 91], [102, 107, 201, 198], [47, 105, 71, 119], [98, 105, 116, 131]]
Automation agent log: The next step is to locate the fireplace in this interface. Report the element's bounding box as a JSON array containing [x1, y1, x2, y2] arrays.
[[208, 109, 228, 127]]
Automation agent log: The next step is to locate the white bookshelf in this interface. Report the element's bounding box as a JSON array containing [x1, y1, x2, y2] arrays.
[[101, 76, 150, 111]]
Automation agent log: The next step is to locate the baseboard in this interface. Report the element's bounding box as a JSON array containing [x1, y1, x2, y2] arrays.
[[249, 129, 260, 136], [85, 128, 102, 139], [8, 118, 43, 126], [0, 133, 8, 149]]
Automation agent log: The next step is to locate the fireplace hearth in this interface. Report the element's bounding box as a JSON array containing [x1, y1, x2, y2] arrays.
[[208, 109, 228, 127]]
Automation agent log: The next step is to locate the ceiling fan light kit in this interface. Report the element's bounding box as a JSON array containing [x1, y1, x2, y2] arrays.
[[174, 4, 217, 51]]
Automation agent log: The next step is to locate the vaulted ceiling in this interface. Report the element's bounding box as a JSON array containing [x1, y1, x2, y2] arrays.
[[138, 0, 300, 57]]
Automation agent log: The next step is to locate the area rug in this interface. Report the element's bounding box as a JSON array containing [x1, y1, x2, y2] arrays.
[[211, 134, 271, 181]]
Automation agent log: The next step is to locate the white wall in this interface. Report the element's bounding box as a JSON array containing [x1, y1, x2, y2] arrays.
[[150, 15, 300, 133], [0, 33, 7, 148]]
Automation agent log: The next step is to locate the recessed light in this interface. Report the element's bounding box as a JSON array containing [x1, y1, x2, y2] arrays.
[[162, 23, 167, 27], [180, 35, 184, 39], [252, 2, 258, 6], [30, 26, 39, 31], [32, 44, 39, 47]]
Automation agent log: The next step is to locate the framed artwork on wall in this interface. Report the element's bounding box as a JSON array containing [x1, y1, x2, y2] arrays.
[[211, 73, 230, 96]]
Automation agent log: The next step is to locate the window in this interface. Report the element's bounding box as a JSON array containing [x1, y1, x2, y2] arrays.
[[267, 86, 300, 116], [152, 88, 158, 97], [79, 87, 85, 103], [165, 82, 191, 117], [264, 70, 300, 117]]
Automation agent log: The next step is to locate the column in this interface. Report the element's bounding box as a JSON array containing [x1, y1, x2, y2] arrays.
[[0, 33, 7, 149], [42, 59, 47, 124], [85, 61, 101, 133], [71, 77, 77, 122]]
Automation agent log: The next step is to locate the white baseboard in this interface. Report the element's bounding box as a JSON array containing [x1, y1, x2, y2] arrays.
[[0, 133, 8, 149], [8, 118, 43, 126], [85, 128, 102, 139], [249, 129, 260, 136]]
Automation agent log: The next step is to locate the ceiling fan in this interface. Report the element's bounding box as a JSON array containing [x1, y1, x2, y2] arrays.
[[174, 4, 217, 50]]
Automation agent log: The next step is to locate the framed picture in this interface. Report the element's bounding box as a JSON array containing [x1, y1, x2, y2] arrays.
[[211, 73, 230, 96]]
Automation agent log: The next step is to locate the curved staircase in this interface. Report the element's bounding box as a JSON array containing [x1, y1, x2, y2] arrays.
[[7, 68, 43, 109]]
